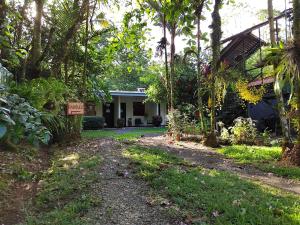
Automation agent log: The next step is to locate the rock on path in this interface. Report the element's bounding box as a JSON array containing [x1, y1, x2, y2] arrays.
[[85, 138, 172, 225]]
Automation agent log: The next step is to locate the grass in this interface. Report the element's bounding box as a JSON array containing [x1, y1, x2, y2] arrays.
[[25, 151, 101, 225], [217, 145, 282, 164], [82, 127, 167, 141], [124, 146, 300, 225], [218, 145, 300, 180]]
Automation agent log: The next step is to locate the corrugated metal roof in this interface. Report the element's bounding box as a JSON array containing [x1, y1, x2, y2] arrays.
[[220, 33, 266, 69], [110, 91, 147, 97]]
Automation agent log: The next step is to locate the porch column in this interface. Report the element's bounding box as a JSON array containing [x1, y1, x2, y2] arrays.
[[156, 103, 160, 116], [118, 96, 121, 118]]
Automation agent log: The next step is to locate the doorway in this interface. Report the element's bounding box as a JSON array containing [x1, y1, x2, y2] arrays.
[[103, 103, 114, 128], [120, 103, 126, 126]]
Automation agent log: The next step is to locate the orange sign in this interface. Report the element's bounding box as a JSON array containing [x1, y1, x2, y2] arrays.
[[67, 102, 84, 115]]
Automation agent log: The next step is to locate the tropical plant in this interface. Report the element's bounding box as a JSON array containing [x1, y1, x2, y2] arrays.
[[229, 117, 257, 145], [10, 78, 71, 113], [167, 109, 182, 138], [0, 89, 51, 149], [235, 80, 265, 104]]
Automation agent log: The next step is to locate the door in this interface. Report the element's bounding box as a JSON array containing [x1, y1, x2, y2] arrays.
[[120, 103, 126, 126], [85, 102, 96, 116], [103, 103, 114, 127]]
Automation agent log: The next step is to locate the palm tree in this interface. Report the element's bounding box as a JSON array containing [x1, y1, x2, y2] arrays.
[[195, 0, 206, 132], [268, 0, 292, 146], [289, 0, 300, 165], [140, 0, 192, 110], [276, 0, 300, 165]]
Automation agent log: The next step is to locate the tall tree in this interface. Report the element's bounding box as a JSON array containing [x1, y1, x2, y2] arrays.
[[205, 0, 222, 147], [51, 0, 89, 78], [268, 0, 292, 146], [292, 0, 300, 164], [27, 0, 44, 79], [139, 0, 193, 110], [195, 0, 206, 132]]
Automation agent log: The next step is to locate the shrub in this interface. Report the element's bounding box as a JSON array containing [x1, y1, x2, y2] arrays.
[[83, 116, 105, 130], [152, 115, 162, 127], [229, 117, 257, 145], [168, 109, 182, 137], [0, 92, 51, 147], [10, 78, 71, 114]]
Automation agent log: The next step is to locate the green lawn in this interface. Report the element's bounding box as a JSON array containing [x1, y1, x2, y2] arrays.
[[218, 145, 300, 180], [82, 127, 167, 141], [124, 146, 300, 225], [25, 151, 101, 225]]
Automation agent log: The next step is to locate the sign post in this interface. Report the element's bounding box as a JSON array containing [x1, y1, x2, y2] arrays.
[[67, 102, 84, 116]]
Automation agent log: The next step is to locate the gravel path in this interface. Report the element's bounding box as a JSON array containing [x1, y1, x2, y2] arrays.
[[139, 135, 300, 195], [85, 138, 173, 225]]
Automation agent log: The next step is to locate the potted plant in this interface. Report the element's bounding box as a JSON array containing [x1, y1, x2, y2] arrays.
[[117, 118, 125, 128], [152, 115, 162, 127]]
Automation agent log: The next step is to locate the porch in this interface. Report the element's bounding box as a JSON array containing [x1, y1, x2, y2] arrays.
[[85, 90, 167, 128]]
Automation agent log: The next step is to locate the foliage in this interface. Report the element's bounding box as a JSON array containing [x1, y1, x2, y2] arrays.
[[261, 129, 272, 146], [0, 87, 51, 146], [220, 126, 230, 142], [83, 116, 105, 130], [140, 64, 167, 103], [229, 117, 258, 145], [125, 146, 300, 224], [167, 109, 182, 136], [10, 78, 71, 114], [235, 80, 266, 104]]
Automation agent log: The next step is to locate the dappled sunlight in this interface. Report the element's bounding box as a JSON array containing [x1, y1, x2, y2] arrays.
[[218, 145, 282, 163], [126, 145, 300, 225], [59, 153, 80, 169]]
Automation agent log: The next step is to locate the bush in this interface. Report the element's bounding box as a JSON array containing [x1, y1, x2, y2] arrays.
[[152, 115, 162, 127], [168, 109, 182, 137], [229, 117, 257, 145], [83, 116, 104, 130], [0, 92, 51, 147]]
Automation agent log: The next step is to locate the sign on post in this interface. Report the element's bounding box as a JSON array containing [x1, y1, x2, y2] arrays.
[[67, 102, 84, 115]]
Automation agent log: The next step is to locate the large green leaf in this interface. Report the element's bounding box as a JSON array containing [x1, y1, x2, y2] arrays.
[[0, 124, 7, 139]]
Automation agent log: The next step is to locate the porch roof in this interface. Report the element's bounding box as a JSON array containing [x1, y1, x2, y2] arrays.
[[110, 90, 147, 97]]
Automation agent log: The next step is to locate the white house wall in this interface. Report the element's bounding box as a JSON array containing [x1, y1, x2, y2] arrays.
[[95, 102, 103, 117], [95, 96, 167, 127]]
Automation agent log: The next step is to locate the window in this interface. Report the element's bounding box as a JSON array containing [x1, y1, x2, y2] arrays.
[[133, 102, 145, 116]]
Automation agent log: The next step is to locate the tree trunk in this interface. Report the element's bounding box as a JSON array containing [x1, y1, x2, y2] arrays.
[[163, 13, 171, 111], [27, 0, 44, 79], [268, 0, 292, 146], [170, 24, 176, 110], [290, 0, 300, 165], [0, 0, 8, 62], [196, 1, 205, 133], [82, 2, 90, 98], [205, 0, 222, 147], [0, 0, 7, 30], [268, 0, 276, 45]]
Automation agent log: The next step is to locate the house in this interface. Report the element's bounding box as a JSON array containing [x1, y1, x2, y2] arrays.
[[85, 89, 167, 128]]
